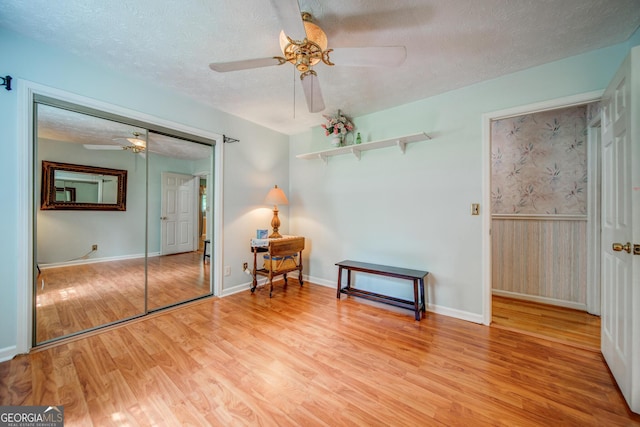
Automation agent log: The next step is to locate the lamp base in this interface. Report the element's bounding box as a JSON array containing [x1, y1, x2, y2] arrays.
[[270, 206, 282, 239]]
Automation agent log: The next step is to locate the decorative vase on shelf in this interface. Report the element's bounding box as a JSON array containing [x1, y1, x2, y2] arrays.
[[331, 136, 343, 147], [355, 132, 362, 144]]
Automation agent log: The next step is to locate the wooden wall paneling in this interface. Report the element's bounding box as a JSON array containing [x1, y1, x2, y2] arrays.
[[492, 218, 586, 305]]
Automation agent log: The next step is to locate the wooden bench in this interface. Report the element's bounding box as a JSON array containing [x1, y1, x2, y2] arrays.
[[252, 236, 305, 297], [335, 260, 429, 320]]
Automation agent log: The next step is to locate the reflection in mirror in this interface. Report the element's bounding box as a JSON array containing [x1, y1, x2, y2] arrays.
[[55, 171, 117, 203], [145, 131, 214, 311], [34, 102, 215, 345], [35, 104, 146, 344], [41, 161, 127, 210]]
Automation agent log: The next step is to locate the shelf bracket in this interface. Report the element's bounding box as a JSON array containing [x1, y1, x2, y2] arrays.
[[350, 148, 361, 160], [396, 140, 407, 154], [319, 154, 328, 164], [0, 75, 11, 91]]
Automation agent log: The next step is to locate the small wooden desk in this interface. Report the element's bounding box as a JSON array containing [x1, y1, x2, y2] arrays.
[[336, 260, 429, 320], [251, 236, 305, 297]]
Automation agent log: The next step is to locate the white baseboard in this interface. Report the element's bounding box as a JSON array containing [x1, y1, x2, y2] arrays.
[[220, 277, 270, 297], [0, 345, 18, 363], [39, 252, 161, 269], [222, 274, 329, 297], [307, 275, 484, 324], [304, 275, 334, 288], [427, 303, 484, 324], [492, 289, 587, 311], [221, 274, 485, 324]]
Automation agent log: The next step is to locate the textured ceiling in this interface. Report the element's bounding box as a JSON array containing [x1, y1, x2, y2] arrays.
[[37, 105, 212, 161], [2, 0, 639, 135]]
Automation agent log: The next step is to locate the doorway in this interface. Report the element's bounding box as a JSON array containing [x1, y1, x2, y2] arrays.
[[198, 177, 208, 252], [482, 92, 603, 348], [160, 172, 199, 256]]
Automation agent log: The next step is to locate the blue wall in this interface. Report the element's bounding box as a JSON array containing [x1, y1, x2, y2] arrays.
[[0, 27, 289, 358], [2, 23, 638, 358], [289, 41, 633, 320]]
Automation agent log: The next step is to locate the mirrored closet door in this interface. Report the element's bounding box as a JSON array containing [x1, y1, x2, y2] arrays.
[[146, 132, 213, 311], [34, 100, 214, 345]]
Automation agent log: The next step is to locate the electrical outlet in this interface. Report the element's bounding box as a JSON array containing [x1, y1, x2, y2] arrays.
[[242, 262, 248, 271], [224, 265, 231, 276], [92, 244, 98, 251]]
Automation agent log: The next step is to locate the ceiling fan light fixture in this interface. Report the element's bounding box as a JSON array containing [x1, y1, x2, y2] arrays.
[[126, 137, 146, 147], [126, 132, 147, 148], [279, 12, 328, 71], [208, 5, 407, 116]]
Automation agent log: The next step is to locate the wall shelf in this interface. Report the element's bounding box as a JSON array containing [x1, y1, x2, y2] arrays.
[[296, 132, 431, 164]]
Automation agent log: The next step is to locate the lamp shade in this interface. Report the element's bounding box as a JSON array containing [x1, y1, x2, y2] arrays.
[[265, 185, 289, 206]]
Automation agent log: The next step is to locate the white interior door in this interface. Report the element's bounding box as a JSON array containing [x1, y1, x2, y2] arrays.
[[161, 172, 198, 255], [600, 48, 639, 413]]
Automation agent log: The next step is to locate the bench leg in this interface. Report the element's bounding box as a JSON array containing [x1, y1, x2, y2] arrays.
[[336, 266, 343, 298], [413, 279, 420, 321], [420, 278, 426, 315]]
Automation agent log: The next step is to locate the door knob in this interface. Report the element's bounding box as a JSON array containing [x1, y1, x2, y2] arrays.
[[160, 216, 168, 220], [612, 242, 631, 253]]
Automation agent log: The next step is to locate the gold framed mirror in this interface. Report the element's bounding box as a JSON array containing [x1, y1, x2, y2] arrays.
[[40, 160, 127, 211]]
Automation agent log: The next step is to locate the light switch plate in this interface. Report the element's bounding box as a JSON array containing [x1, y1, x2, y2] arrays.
[[472, 203, 480, 215]]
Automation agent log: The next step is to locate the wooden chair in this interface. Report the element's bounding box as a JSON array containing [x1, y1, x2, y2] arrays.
[[251, 237, 304, 297]]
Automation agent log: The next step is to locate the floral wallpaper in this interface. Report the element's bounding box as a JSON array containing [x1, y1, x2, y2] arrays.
[[491, 103, 598, 215]]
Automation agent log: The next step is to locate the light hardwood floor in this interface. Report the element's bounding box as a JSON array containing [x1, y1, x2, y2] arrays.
[[492, 295, 601, 351], [3, 282, 638, 426], [36, 252, 210, 343]]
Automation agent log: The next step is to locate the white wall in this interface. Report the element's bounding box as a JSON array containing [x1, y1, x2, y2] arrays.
[[289, 42, 631, 321], [0, 27, 289, 358]]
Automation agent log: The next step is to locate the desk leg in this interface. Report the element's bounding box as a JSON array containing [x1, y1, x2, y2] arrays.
[[269, 270, 274, 298], [298, 250, 304, 285], [251, 248, 258, 293], [413, 279, 420, 321], [336, 266, 343, 298]]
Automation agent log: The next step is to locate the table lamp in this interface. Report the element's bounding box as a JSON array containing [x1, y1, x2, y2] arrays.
[[264, 185, 289, 238]]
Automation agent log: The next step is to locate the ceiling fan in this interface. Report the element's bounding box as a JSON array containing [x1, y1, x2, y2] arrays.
[[83, 131, 148, 155], [208, 0, 407, 113]]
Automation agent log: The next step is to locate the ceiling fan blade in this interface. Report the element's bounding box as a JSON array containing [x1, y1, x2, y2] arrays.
[[83, 144, 123, 150], [209, 57, 281, 72], [269, 0, 306, 41], [329, 46, 407, 67], [300, 71, 325, 113]]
